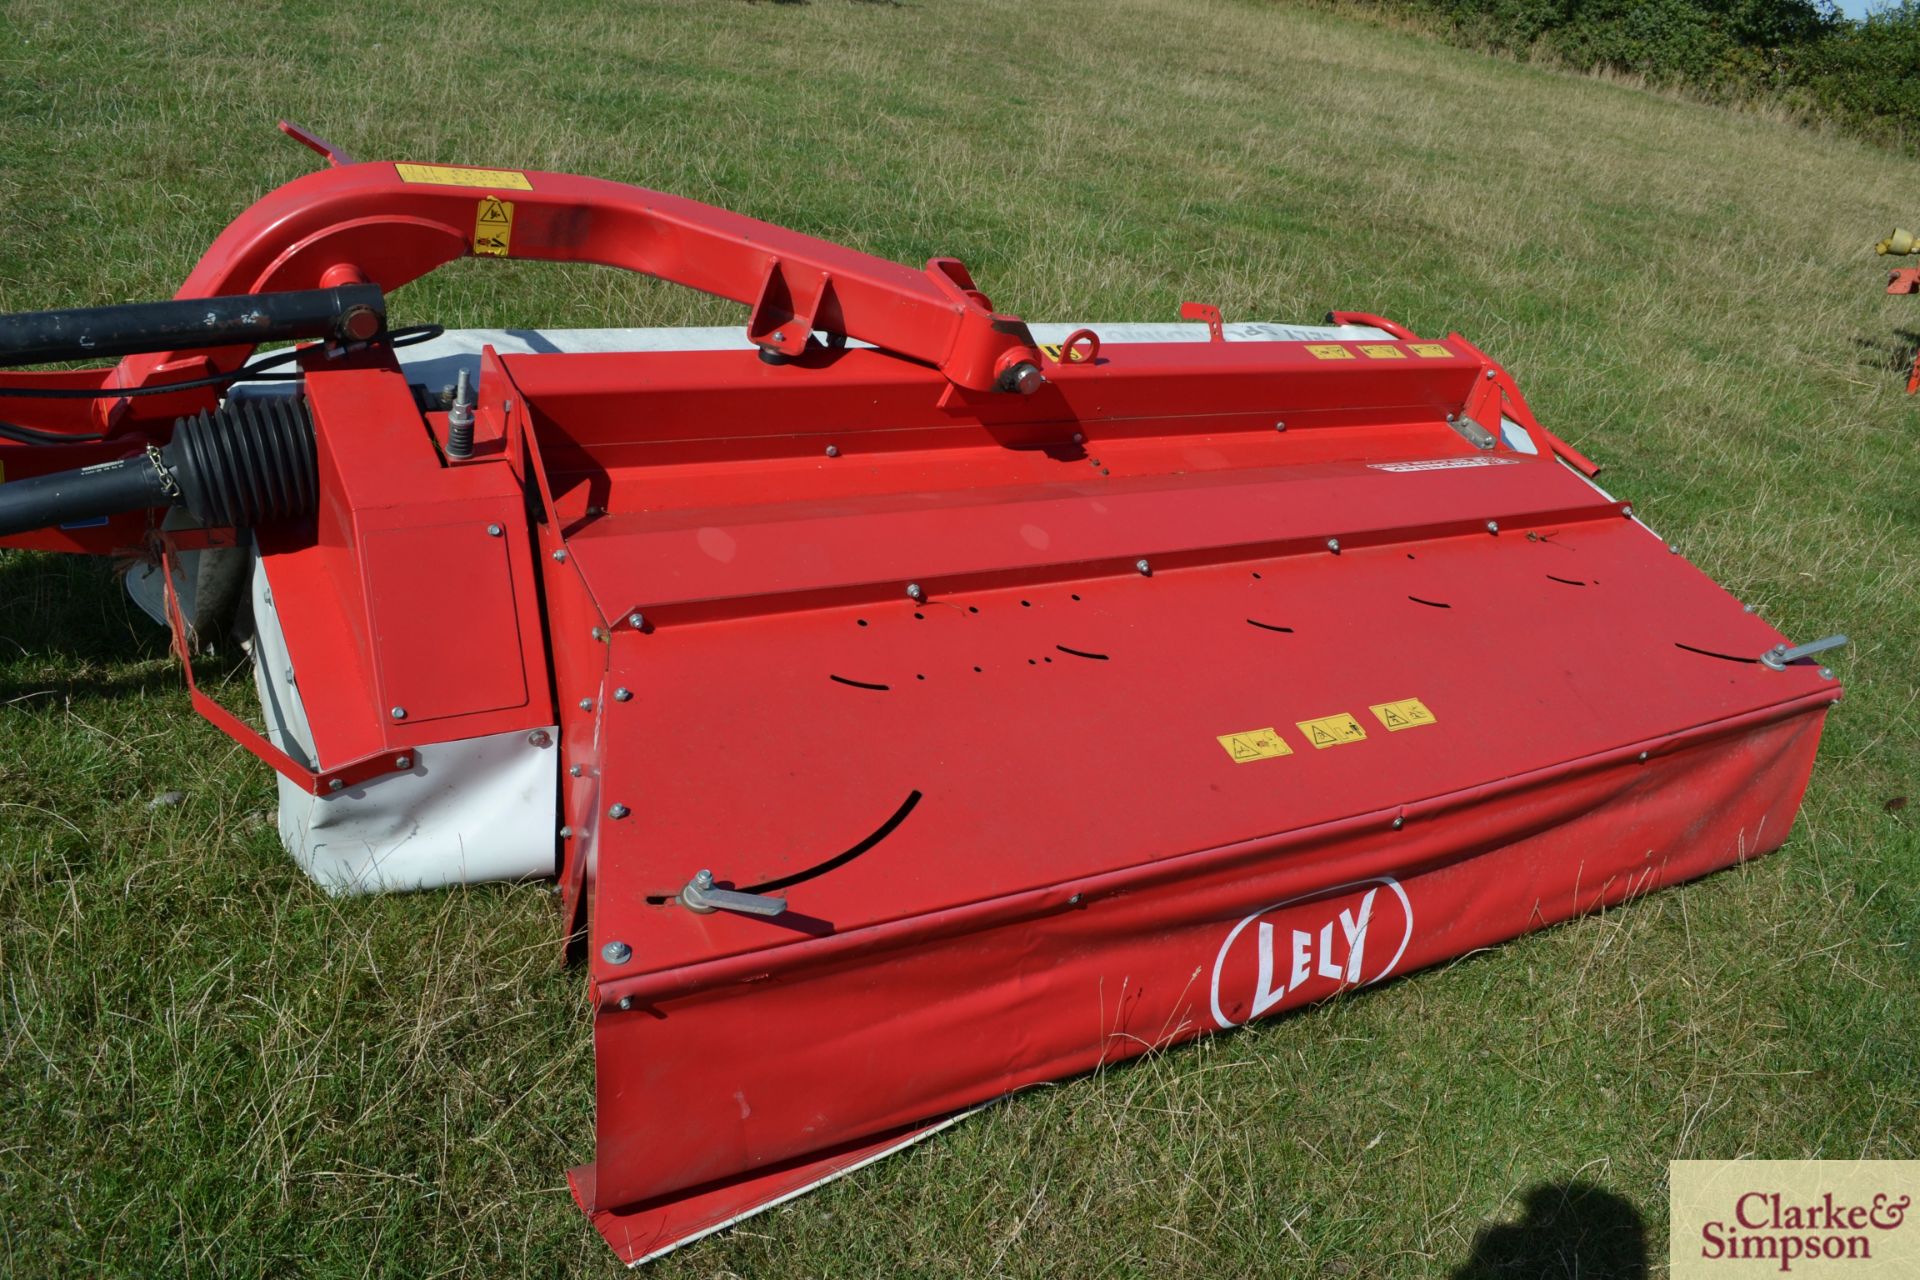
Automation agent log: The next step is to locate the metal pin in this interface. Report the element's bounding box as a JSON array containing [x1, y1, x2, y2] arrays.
[[1486, 521, 1499, 534], [395, 755, 412, 769], [825, 445, 839, 458], [559, 826, 572, 839], [628, 612, 646, 630], [579, 697, 594, 711], [601, 940, 632, 964], [1622, 505, 1634, 519], [1392, 816, 1404, 830], [390, 706, 407, 720], [1668, 544, 1680, 555], [617, 996, 633, 1010], [1135, 558, 1151, 576], [569, 764, 583, 777], [1485, 369, 1496, 380], [1274, 421, 1286, 432], [1637, 751, 1649, 762], [486, 523, 503, 537], [552, 549, 567, 562], [613, 688, 632, 702], [608, 803, 630, 819], [328, 778, 344, 792], [1068, 893, 1084, 906], [906, 583, 925, 602], [1327, 538, 1341, 553]]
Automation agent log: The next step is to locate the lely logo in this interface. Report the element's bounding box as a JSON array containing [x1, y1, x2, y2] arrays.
[[1208, 876, 1414, 1029]]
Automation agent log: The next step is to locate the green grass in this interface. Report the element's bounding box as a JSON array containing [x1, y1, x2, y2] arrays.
[[2, 0, 1917, 1275]]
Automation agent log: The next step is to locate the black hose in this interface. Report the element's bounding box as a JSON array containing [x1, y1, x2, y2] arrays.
[[0, 397, 317, 538], [0, 285, 385, 369]]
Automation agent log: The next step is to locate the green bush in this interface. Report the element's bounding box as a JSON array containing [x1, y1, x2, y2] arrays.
[[1337, 0, 1920, 152]]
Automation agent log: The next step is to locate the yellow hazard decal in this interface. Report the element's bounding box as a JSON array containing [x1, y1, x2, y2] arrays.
[[394, 163, 533, 191], [1037, 343, 1063, 362], [1296, 713, 1368, 749], [1036, 342, 1092, 364], [1357, 344, 1406, 360], [1304, 344, 1354, 360], [1217, 728, 1293, 763], [473, 196, 515, 257], [1370, 697, 1436, 732], [1408, 343, 1451, 358]]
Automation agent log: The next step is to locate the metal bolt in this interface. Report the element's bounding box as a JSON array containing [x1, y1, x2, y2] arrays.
[[617, 996, 633, 1010], [906, 583, 925, 602], [1446, 413, 1457, 423], [773, 330, 787, 342], [1621, 505, 1634, 519], [1485, 369, 1496, 380], [1391, 816, 1405, 830], [328, 778, 344, 792], [1072, 432, 1085, 444], [486, 523, 503, 537], [1819, 666, 1835, 680], [613, 688, 632, 702], [1005, 362, 1046, 396], [825, 445, 839, 458], [601, 940, 632, 965], [1135, 558, 1152, 576], [1486, 521, 1499, 534], [1068, 893, 1084, 906], [390, 706, 407, 720], [608, 803, 630, 819], [1637, 751, 1649, 762], [528, 730, 551, 748], [569, 764, 583, 777], [1743, 603, 1758, 614], [1274, 421, 1286, 432], [1327, 538, 1341, 553], [395, 755, 412, 770], [693, 869, 715, 890], [559, 825, 572, 839], [1667, 543, 1680, 555], [552, 549, 567, 562], [627, 612, 646, 630], [579, 697, 594, 712], [591, 626, 608, 642]]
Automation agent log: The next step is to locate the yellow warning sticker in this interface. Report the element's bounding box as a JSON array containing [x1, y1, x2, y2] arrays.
[[1357, 344, 1407, 360], [473, 196, 514, 257], [1408, 343, 1451, 358], [1296, 713, 1368, 749], [1217, 728, 1293, 763], [1037, 343, 1063, 362], [1370, 697, 1437, 731], [394, 163, 533, 191], [1304, 344, 1355, 360]]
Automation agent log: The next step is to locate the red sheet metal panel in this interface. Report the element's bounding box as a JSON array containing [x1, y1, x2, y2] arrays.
[[523, 337, 1840, 1252]]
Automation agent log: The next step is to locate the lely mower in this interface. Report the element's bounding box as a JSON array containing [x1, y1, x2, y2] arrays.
[[0, 124, 1847, 1264]]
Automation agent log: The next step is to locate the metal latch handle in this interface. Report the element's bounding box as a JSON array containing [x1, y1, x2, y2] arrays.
[[679, 869, 788, 917], [1759, 634, 1848, 671]]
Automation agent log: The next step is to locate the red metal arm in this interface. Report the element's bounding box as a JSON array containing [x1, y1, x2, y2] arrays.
[[113, 158, 1043, 395]]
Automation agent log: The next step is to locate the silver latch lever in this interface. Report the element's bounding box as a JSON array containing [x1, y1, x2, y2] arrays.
[[1759, 634, 1849, 671], [679, 869, 788, 917]]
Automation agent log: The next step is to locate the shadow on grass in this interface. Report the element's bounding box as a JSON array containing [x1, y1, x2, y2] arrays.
[[1851, 327, 1920, 376], [1450, 1181, 1648, 1280]]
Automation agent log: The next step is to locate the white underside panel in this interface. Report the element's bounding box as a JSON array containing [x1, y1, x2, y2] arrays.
[[248, 554, 557, 894]]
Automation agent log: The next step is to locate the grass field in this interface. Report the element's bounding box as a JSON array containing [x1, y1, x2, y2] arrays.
[[2, 0, 1917, 1275]]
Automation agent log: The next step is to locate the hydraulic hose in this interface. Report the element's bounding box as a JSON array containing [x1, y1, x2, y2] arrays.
[[0, 397, 316, 537], [0, 285, 384, 368]]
